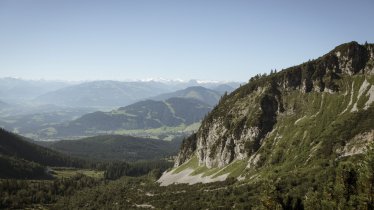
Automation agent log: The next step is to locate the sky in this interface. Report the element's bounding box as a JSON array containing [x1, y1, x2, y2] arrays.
[[0, 0, 373, 82]]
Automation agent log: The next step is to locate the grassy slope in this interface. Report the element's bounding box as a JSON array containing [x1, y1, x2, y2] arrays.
[[170, 75, 374, 181], [51, 167, 104, 179]]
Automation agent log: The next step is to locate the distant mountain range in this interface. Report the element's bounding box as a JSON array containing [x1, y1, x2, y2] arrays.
[[212, 84, 236, 94], [0, 78, 71, 103], [0, 77, 241, 110], [33, 80, 173, 108], [138, 79, 241, 91], [0, 106, 96, 138], [150, 86, 222, 106], [36, 97, 212, 139], [0, 80, 239, 140], [33, 80, 240, 109]]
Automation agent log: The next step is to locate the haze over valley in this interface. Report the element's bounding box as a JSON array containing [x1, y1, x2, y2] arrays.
[[0, 78, 240, 140]]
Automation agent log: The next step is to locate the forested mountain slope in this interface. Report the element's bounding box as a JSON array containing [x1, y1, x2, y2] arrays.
[[159, 42, 374, 208], [47, 135, 181, 161], [0, 128, 87, 178]]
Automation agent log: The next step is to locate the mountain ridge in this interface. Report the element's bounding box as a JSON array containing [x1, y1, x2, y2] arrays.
[[32, 80, 240, 108], [160, 41, 374, 186], [34, 80, 172, 108], [0, 78, 70, 103], [150, 86, 222, 106], [0, 128, 89, 179], [35, 97, 212, 140]]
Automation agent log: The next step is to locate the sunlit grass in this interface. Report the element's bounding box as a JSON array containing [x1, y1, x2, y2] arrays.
[[51, 167, 104, 179], [172, 156, 199, 174]]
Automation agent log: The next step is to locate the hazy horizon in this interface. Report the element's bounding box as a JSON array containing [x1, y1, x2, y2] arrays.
[[1, 0, 373, 81], [0, 76, 243, 83]]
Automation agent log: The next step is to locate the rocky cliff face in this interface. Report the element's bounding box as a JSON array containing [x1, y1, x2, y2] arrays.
[[175, 42, 374, 169]]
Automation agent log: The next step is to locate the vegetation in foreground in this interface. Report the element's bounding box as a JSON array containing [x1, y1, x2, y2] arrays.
[[52, 143, 372, 209], [0, 128, 372, 209], [0, 128, 173, 209]]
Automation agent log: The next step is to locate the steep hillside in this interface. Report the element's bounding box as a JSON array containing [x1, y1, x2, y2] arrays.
[[37, 97, 212, 139], [47, 135, 181, 161], [34, 80, 172, 108], [151, 86, 222, 106], [0, 128, 86, 167], [161, 42, 374, 187], [0, 154, 49, 179], [0, 128, 87, 178]]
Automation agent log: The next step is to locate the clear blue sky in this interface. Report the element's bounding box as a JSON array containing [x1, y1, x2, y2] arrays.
[[0, 0, 373, 81]]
